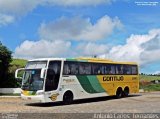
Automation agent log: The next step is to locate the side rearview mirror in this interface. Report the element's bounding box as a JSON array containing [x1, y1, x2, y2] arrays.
[[15, 68, 25, 79], [40, 68, 46, 79]]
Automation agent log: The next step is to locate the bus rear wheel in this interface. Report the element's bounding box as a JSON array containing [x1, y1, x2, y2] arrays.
[[63, 91, 73, 105], [116, 88, 123, 98], [123, 87, 129, 97]]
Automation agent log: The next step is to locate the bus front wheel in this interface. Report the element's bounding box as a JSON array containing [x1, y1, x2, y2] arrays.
[[63, 91, 73, 105]]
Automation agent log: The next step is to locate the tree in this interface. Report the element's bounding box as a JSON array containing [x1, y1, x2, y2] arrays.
[[0, 42, 12, 87]]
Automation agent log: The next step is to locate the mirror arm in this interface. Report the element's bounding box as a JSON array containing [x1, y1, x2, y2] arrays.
[[15, 68, 25, 79]]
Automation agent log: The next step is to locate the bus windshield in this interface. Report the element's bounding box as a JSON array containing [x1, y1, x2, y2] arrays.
[[22, 69, 44, 91]]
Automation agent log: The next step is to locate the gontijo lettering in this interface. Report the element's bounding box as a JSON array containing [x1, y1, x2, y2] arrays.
[[103, 76, 124, 81]]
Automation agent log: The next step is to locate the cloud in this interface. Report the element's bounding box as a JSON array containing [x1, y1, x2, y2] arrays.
[[14, 40, 71, 59], [0, 0, 113, 16], [14, 15, 121, 59], [0, 0, 40, 16], [0, 13, 15, 26], [43, 0, 113, 6], [0, 0, 114, 26], [39, 15, 122, 41], [14, 28, 160, 67], [140, 29, 160, 64], [0, 0, 40, 26], [153, 71, 160, 75], [14, 40, 109, 59], [100, 29, 160, 66], [76, 42, 109, 56]]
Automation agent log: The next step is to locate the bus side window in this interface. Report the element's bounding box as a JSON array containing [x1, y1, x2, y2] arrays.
[[120, 65, 124, 74], [92, 63, 102, 75], [102, 65, 111, 75], [85, 64, 91, 74], [123, 65, 132, 75], [79, 63, 85, 74], [123, 65, 127, 74], [116, 65, 123, 74], [79, 63, 91, 75], [92, 63, 97, 75], [70, 63, 79, 75], [107, 64, 115, 75], [131, 65, 138, 75], [63, 63, 70, 75], [98, 64, 103, 74], [101, 65, 106, 75]]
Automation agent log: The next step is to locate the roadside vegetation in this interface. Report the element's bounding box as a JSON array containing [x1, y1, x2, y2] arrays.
[[0, 42, 12, 88], [0, 93, 20, 96], [139, 75, 160, 91], [1, 58, 27, 88], [0, 42, 27, 88], [140, 75, 160, 81], [9, 58, 27, 87]]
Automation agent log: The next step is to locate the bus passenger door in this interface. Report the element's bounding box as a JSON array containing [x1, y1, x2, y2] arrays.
[[45, 61, 61, 92]]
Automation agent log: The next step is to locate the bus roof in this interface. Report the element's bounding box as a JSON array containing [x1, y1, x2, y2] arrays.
[[28, 58, 65, 62], [28, 57, 138, 65], [74, 57, 137, 65]]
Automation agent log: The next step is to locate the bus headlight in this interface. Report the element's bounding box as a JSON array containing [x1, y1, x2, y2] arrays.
[[37, 92, 44, 95]]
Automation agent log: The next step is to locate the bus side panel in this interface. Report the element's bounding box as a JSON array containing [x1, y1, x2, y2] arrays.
[[58, 74, 139, 102], [60, 76, 108, 100], [97, 75, 139, 96]]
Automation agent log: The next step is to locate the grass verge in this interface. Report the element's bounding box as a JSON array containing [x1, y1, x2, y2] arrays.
[[139, 75, 160, 92], [141, 84, 160, 92], [140, 75, 160, 81], [0, 93, 20, 96]]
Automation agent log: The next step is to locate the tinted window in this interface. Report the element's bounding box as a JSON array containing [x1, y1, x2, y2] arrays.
[[63, 62, 70, 75], [63, 61, 138, 75], [79, 63, 91, 75], [107, 64, 116, 74], [92, 63, 102, 75], [45, 61, 61, 91], [101, 65, 108, 75], [63, 62, 78, 75], [123, 65, 132, 75], [115, 64, 124, 74], [131, 65, 138, 75]]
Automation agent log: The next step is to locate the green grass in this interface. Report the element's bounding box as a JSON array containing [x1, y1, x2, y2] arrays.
[[9, 58, 27, 76], [7, 58, 27, 87], [142, 84, 160, 91], [140, 75, 160, 81], [11, 58, 27, 67], [0, 93, 20, 96], [139, 75, 160, 91]]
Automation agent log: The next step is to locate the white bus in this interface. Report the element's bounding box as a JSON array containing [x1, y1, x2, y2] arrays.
[[15, 57, 139, 104]]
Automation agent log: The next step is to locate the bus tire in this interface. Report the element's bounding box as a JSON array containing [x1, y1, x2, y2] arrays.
[[63, 91, 73, 105], [116, 87, 123, 98], [123, 87, 129, 97]]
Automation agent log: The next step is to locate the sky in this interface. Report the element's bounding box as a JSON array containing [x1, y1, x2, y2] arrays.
[[0, 0, 160, 74]]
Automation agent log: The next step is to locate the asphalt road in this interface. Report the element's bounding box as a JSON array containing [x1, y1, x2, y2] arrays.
[[0, 91, 160, 119]]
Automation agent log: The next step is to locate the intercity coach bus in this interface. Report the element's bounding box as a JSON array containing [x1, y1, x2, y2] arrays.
[[15, 57, 139, 104]]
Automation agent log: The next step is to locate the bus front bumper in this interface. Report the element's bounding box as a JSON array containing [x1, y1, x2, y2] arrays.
[[21, 94, 45, 103]]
